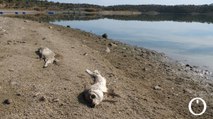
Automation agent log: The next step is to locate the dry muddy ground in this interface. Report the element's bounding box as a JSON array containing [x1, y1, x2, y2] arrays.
[[0, 16, 213, 119]]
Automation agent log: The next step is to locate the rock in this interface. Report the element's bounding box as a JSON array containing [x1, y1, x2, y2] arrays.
[[185, 64, 192, 69], [102, 33, 108, 39], [2, 29, 6, 32], [106, 47, 110, 53], [183, 88, 193, 94], [142, 67, 148, 71], [16, 93, 21, 96], [48, 26, 53, 29], [10, 81, 18, 86], [66, 25, 70, 28], [3, 99, 12, 105], [83, 53, 88, 56], [39, 96, 46, 102], [154, 85, 161, 90], [7, 40, 12, 45], [52, 98, 60, 102], [8, 69, 14, 72], [108, 42, 117, 47], [122, 47, 127, 50]]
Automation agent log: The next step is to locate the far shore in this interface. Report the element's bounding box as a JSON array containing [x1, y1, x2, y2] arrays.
[[2, 9, 213, 16]]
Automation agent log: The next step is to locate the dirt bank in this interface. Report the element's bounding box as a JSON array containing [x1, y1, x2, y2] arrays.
[[0, 16, 213, 119]]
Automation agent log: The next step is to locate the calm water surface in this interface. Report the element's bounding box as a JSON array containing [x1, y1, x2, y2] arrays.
[[52, 18, 213, 71]]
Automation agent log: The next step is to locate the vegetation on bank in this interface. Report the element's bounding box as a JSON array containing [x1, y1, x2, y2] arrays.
[[0, 0, 101, 11], [105, 5, 213, 14]]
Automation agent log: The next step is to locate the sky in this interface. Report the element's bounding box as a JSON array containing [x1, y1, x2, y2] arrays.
[[49, 0, 213, 6]]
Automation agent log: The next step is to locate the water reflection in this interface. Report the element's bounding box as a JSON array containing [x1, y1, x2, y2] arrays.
[[51, 17, 213, 70]]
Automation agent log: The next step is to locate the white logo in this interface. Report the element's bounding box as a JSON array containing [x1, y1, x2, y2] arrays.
[[188, 97, 207, 116]]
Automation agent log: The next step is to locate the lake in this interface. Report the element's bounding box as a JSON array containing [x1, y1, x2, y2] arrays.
[[51, 16, 213, 71]]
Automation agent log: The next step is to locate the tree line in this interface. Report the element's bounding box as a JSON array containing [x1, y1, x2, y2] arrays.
[[105, 5, 213, 14], [0, 0, 101, 11], [0, 0, 213, 13]]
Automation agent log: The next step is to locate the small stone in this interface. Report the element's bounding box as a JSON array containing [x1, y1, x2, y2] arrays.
[[39, 96, 46, 102], [2, 29, 6, 32], [16, 93, 21, 96], [142, 67, 148, 71], [3, 99, 12, 105], [8, 69, 14, 72], [122, 47, 127, 50], [154, 85, 161, 90], [183, 89, 193, 94], [102, 33, 108, 39], [108, 42, 117, 47], [10, 81, 18, 86], [49, 26, 53, 29], [52, 98, 60, 102], [66, 25, 70, 28], [106, 47, 110, 53], [83, 53, 88, 56]]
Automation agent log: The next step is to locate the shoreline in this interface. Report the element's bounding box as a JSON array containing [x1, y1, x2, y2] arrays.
[[0, 16, 213, 118], [51, 20, 213, 73], [65, 23, 213, 80], [9, 14, 213, 72]]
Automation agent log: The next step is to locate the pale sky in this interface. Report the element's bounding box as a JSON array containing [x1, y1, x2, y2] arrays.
[[49, 0, 213, 6]]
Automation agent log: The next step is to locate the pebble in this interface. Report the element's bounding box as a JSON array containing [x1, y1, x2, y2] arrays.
[[143, 67, 148, 71], [52, 98, 60, 102], [108, 42, 117, 47], [154, 85, 161, 90], [10, 81, 18, 86], [3, 99, 12, 105], [16, 93, 21, 96], [183, 88, 193, 94], [106, 47, 110, 53], [8, 69, 14, 72], [83, 53, 88, 56], [39, 96, 46, 102], [102, 33, 108, 39]]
